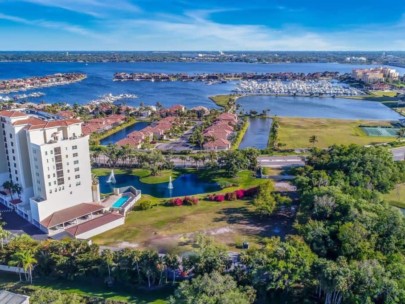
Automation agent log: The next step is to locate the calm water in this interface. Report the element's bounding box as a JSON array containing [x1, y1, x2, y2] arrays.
[[238, 96, 403, 120], [239, 117, 272, 149], [1, 62, 403, 109], [98, 173, 221, 197], [100, 121, 149, 145]]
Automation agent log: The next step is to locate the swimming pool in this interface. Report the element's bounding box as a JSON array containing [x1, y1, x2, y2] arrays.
[[112, 196, 129, 208]]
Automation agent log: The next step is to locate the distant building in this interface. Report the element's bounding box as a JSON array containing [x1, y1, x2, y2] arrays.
[[0, 290, 30, 304], [352, 67, 399, 83]]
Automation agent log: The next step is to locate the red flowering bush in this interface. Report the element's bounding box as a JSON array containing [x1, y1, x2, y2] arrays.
[[225, 192, 237, 201], [169, 197, 183, 206], [235, 189, 246, 199], [183, 196, 199, 206], [215, 194, 225, 202]]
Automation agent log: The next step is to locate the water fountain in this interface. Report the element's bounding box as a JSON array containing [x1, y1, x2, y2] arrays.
[[106, 169, 116, 184], [168, 176, 174, 189]]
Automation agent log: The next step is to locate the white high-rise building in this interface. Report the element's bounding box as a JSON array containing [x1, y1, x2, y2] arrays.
[[0, 109, 140, 239], [0, 110, 94, 230]]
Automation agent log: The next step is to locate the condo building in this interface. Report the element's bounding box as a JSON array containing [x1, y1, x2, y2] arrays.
[[0, 110, 140, 238]]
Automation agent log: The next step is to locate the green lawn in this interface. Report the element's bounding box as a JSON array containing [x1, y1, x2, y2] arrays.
[[209, 94, 240, 108], [278, 117, 396, 149], [92, 168, 180, 184], [384, 184, 405, 209], [92, 198, 265, 252], [92, 170, 266, 251], [344, 90, 399, 102], [0, 272, 171, 303]]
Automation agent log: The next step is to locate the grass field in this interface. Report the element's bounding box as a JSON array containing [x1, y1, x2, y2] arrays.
[[92, 170, 270, 251], [384, 184, 405, 209], [92, 168, 180, 184], [345, 90, 399, 102], [278, 117, 396, 149], [0, 272, 171, 303], [209, 94, 240, 109]]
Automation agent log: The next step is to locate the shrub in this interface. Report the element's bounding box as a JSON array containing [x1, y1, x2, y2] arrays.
[[169, 197, 183, 206], [235, 189, 245, 199], [245, 187, 259, 197], [215, 194, 225, 202], [183, 196, 199, 206], [138, 200, 154, 210], [225, 192, 237, 201], [206, 194, 216, 201]]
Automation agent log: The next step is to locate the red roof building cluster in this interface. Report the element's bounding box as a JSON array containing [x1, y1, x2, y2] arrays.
[[81, 114, 126, 136], [203, 113, 238, 150], [116, 116, 180, 149]]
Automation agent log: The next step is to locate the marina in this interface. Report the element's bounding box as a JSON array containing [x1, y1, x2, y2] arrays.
[[234, 80, 364, 96]]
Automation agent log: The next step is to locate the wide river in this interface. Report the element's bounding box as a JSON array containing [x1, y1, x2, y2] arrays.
[[0, 62, 403, 119]]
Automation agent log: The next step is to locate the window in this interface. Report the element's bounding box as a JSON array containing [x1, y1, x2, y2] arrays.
[[74, 168, 79, 172], [73, 153, 78, 157], [75, 175, 80, 179], [48, 182, 51, 186], [73, 160, 79, 165], [14, 170, 17, 175], [72, 145, 77, 150], [76, 182, 81, 186]]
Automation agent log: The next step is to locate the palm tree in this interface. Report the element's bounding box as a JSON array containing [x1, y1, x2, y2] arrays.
[[101, 249, 115, 284], [309, 135, 319, 147], [164, 253, 180, 285], [0, 226, 11, 249], [2, 180, 14, 201], [9, 250, 37, 283], [179, 155, 188, 168], [396, 128, 405, 141], [12, 183, 22, 199]]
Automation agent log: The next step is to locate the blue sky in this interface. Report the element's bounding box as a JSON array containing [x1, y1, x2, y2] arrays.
[[0, 0, 404, 50]]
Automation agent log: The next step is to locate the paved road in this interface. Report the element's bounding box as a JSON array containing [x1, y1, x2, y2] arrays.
[[0, 204, 47, 240], [258, 156, 306, 168], [392, 147, 405, 161]]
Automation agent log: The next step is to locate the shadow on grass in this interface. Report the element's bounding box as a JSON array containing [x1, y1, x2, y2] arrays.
[[212, 201, 298, 241], [1, 272, 173, 303]]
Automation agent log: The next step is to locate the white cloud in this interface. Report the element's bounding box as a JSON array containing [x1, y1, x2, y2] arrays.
[[23, 0, 141, 17], [0, 12, 104, 40]]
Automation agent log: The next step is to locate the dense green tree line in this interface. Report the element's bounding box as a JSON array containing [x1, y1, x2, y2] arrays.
[[1, 144, 404, 303]]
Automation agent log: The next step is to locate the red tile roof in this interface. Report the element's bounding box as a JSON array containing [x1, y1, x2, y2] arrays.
[[0, 110, 27, 118], [12, 117, 45, 126], [65, 213, 124, 237], [27, 119, 81, 130], [41, 203, 105, 228]]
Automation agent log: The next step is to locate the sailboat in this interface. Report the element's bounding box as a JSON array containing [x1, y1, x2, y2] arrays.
[[106, 169, 116, 184]]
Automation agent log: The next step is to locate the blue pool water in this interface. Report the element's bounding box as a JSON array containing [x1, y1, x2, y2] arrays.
[[112, 196, 128, 208], [99, 173, 221, 198]]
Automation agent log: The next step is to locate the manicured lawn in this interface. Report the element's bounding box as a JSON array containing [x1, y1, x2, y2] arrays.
[[92, 168, 180, 184], [278, 117, 395, 149], [0, 272, 172, 303], [384, 183, 405, 209], [370, 90, 398, 98]]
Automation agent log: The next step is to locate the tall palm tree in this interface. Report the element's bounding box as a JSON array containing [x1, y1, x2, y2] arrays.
[[9, 250, 37, 283], [309, 135, 319, 147], [396, 128, 405, 141]]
